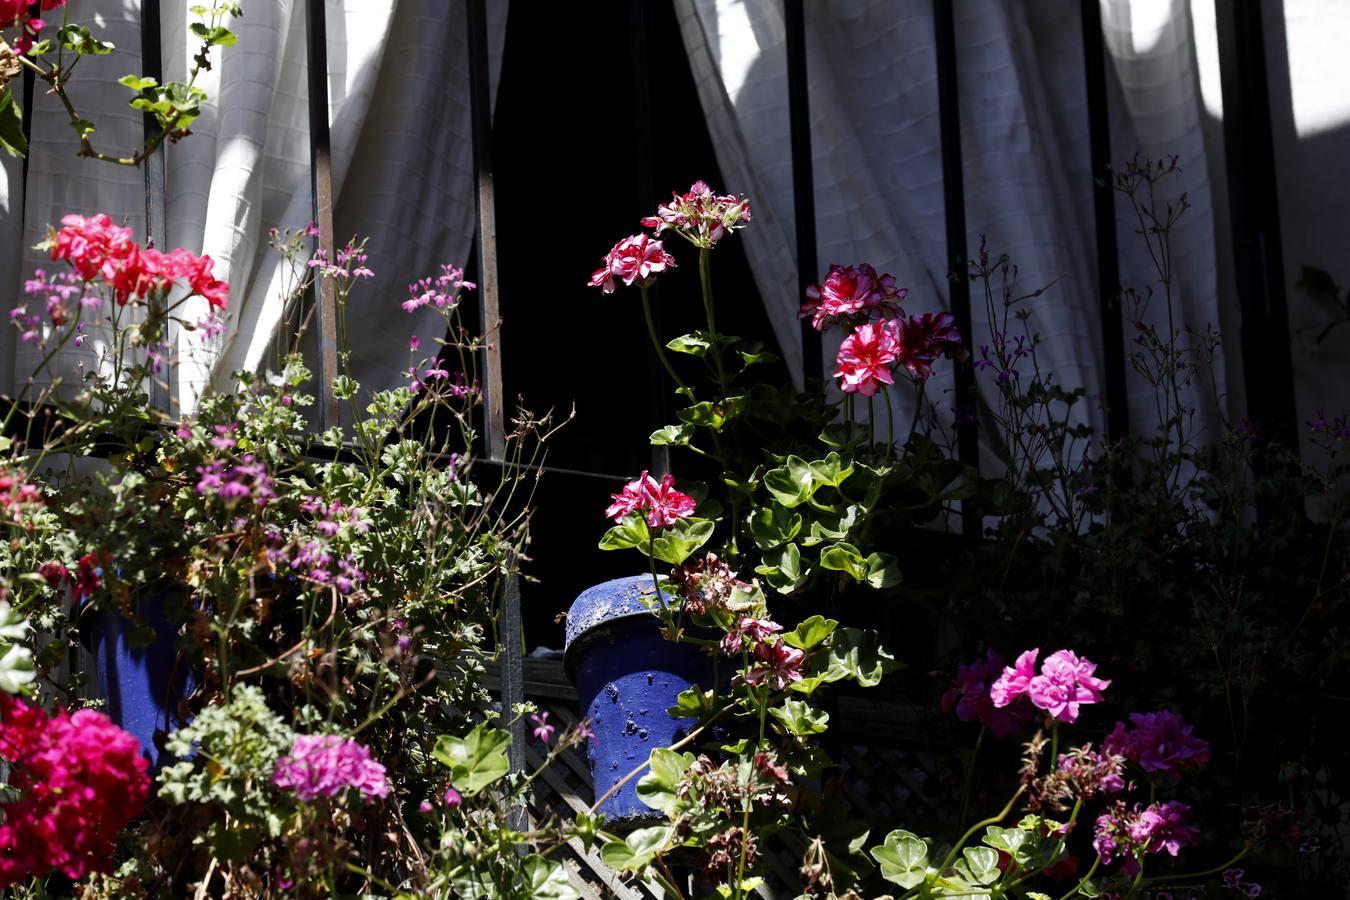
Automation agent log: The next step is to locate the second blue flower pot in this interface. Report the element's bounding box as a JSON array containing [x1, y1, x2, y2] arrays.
[[564, 574, 710, 829]]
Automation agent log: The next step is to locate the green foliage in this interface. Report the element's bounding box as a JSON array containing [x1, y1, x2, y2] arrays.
[[158, 686, 295, 859], [431, 723, 512, 797], [0, 90, 27, 158]]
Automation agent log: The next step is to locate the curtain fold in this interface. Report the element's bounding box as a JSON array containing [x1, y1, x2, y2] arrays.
[[2, 0, 507, 410], [674, 0, 1231, 463]]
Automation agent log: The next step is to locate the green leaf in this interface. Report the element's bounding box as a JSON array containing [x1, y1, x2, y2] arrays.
[[649, 423, 694, 446], [763, 455, 817, 508], [982, 825, 1038, 865], [755, 541, 806, 592], [431, 724, 512, 796], [871, 829, 929, 889], [864, 552, 902, 589], [782, 615, 837, 650], [598, 514, 650, 552], [748, 503, 803, 550], [600, 826, 671, 871], [954, 846, 1000, 886], [522, 855, 580, 899], [0, 91, 27, 158], [636, 748, 695, 814], [119, 74, 160, 91], [648, 516, 714, 566], [677, 396, 745, 432], [58, 24, 116, 55], [819, 541, 869, 582], [667, 332, 710, 357], [768, 698, 830, 735], [206, 25, 238, 46], [736, 341, 779, 369], [808, 451, 854, 487], [815, 628, 898, 688], [667, 685, 714, 719]]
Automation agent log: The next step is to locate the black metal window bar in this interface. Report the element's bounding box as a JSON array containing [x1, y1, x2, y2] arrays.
[[14, 0, 1301, 780]]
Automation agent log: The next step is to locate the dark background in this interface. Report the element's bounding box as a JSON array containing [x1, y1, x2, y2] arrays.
[[486, 0, 785, 650]]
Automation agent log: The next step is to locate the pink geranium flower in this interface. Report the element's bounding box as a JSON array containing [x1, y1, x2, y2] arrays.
[[989, 648, 1039, 707], [604, 471, 696, 529], [273, 734, 389, 803], [891, 312, 964, 381], [801, 263, 907, 331], [641, 180, 751, 248], [745, 640, 805, 691], [588, 234, 677, 293], [834, 320, 900, 397]]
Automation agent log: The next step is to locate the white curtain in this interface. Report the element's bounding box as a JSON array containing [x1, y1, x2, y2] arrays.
[[2, 0, 506, 410], [673, 0, 1350, 462]]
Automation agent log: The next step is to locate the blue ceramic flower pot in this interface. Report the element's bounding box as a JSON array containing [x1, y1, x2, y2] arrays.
[[564, 574, 710, 829], [85, 591, 195, 770]]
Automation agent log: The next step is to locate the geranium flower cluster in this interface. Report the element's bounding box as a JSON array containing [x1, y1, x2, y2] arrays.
[[11, 269, 94, 345], [940, 649, 1033, 737], [588, 233, 677, 294], [802, 262, 965, 396], [38, 551, 106, 603], [307, 240, 375, 282], [641, 180, 752, 249], [195, 454, 277, 509], [588, 180, 749, 294], [0, 692, 150, 887], [0, 0, 64, 53], [801, 263, 907, 331], [402, 263, 475, 313], [990, 648, 1110, 725], [265, 532, 367, 596], [720, 616, 804, 691], [272, 734, 389, 803], [1103, 710, 1211, 779], [0, 466, 42, 526], [49, 213, 229, 309], [668, 553, 748, 615], [674, 750, 788, 881], [1093, 800, 1198, 874], [605, 471, 696, 528]]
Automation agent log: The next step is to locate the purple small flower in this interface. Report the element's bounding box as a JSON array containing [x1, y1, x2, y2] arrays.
[[530, 712, 555, 745]]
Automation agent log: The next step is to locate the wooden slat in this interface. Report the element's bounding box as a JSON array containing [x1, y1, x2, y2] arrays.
[[305, 0, 339, 429]]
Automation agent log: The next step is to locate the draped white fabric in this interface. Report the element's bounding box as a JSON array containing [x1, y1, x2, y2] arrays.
[[1, 0, 506, 410], [673, 0, 1348, 462]]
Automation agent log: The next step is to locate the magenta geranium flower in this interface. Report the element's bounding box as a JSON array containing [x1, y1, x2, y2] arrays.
[[991, 648, 1108, 724], [604, 471, 696, 528], [834, 320, 900, 397], [1103, 711, 1210, 779], [941, 649, 1032, 738], [989, 648, 1038, 707], [891, 311, 964, 381], [0, 693, 150, 888]]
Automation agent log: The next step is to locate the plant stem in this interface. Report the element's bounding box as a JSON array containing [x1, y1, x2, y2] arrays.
[[939, 785, 1025, 872], [698, 249, 729, 392], [1056, 857, 1100, 900], [956, 726, 985, 835], [641, 286, 687, 391]]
